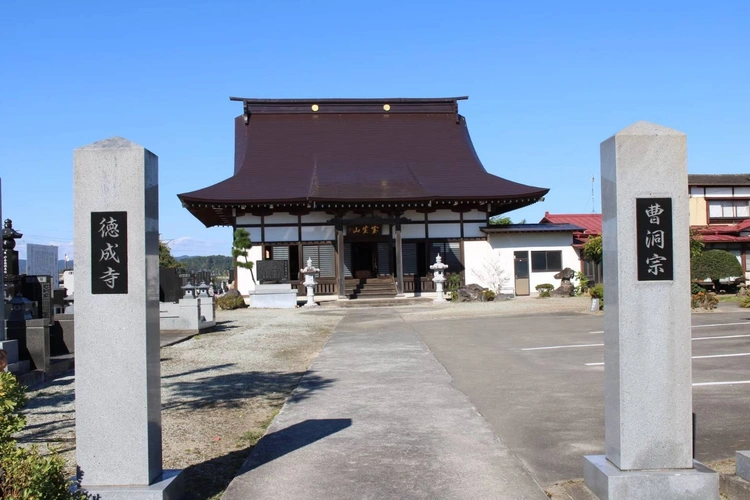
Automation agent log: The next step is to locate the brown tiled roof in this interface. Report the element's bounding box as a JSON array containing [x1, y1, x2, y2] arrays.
[[688, 174, 750, 186], [178, 97, 549, 227]]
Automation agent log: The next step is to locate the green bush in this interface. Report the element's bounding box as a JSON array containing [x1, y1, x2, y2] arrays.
[[691, 291, 718, 310], [215, 294, 247, 310], [691, 249, 743, 290], [0, 371, 89, 499], [589, 284, 604, 300], [535, 283, 554, 298], [740, 295, 750, 308], [573, 272, 589, 296], [446, 274, 461, 301], [481, 289, 496, 302]]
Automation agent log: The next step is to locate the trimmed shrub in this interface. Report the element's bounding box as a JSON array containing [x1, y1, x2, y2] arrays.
[[535, 283, 554, 298], [215, 294, 247, 310], [0, 371, 89, 499], [481, 289, 496, 302], [691, 249, 743, 290], [739, 295, 750, 308], [589, 284, 604, 300], [691, 291, 718, 310]]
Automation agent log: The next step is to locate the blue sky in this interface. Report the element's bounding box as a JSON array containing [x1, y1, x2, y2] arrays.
[[2, 1, 748, 258]]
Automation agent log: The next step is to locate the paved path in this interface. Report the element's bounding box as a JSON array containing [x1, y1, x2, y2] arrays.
[[223, 309, 548, 500]]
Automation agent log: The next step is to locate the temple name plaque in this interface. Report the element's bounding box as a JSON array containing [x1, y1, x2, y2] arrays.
[[636, 197, 674, 281], [91, 211, 129, 294]]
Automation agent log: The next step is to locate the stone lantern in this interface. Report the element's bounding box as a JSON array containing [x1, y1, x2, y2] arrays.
[[300, 258, 320, 308], [197, 281, 210, 297], [430, 254, 449, 303], [181, 282, 196, 299], [8, 294, 33, 321]]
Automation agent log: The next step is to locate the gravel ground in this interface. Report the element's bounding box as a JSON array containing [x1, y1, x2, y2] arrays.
[[15, 307, 346, 500]]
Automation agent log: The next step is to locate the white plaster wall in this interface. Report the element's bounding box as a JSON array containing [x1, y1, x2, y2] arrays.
[[236, 214, 262, 225], [402, 224, 425, 239], [237, 245, 263, 294], [265, 213, 298, 224], [429, 209, 460, 221], [464, 209, 486, 221], [403, 210, 424, 222], [301, 225, 335, 241], [464, 242, 515, 294], [488, 232, 580, 294], [463, 222, 485, 238], [429, 223, 461, 238], [264, 226, 298, 242], [301, 212, 332, 223]]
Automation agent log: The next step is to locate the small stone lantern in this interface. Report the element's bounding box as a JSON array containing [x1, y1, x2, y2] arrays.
[[182, 282, 196, 299], [9, 294, 33, 321], [430, 254, 449, 303], [197, 281, 210, 298], [300, 258, 320, 308]]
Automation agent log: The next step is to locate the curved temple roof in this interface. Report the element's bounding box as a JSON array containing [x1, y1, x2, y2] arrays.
[[179, 97, 549, 227]]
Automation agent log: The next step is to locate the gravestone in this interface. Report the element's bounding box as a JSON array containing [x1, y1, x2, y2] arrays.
[[27, 243, 59, 289], [583, 122, 718, 499], [22, 275, 53, 325], [159, 267, 182, 303], [74, 137, 183, 498]]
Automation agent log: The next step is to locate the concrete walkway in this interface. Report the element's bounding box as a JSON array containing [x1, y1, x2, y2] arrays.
[[223, 310, 548, 500]]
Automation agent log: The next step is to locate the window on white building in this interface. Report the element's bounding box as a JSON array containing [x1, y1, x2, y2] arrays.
[[531, 250, 563, 272]]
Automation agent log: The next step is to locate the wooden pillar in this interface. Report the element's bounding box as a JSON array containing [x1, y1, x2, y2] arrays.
[[395, 221, 404, 296], [337, 226, 347, 299]]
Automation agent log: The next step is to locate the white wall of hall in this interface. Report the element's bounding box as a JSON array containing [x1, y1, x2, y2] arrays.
[[236, 245, 263, 295], [487, 232, 581, 295]]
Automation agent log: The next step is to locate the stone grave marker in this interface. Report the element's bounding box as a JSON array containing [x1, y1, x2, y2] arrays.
[[73, 137, 182, 498], [583, 122, 719, 499], [22, 275, 53, 325], [26, 243, 59, 289]]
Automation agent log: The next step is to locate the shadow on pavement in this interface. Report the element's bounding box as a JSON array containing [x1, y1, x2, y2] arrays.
[[240, 418, 353, 472]]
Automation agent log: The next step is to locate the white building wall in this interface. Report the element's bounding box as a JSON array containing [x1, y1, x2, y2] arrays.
[[236, 214, 262, 225], [429, 209, 460, 221], [428, 223, 461, 238], [236, 245, 263, 295], [265, 213, 298, 224], [487, 232, 580, 295], [301, 212, 332, 223]]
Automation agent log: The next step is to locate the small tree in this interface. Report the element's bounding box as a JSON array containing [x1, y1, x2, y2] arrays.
[[582, 235, 602, 264], [472, 253, 509, 294], [232, 228, 254, 287], [159, 241, 184, 270], [691, 249, 742, 290]]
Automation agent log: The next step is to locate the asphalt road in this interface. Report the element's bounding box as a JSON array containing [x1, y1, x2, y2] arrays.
[[406, 309, 750, 487]]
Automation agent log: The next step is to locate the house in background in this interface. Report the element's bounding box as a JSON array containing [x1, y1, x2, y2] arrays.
[[689, 174, 750, 278], [539, 212, 602, 284]]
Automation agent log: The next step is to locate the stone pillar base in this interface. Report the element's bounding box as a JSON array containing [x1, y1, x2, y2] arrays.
[[584, 455, 719, 500], [81, 469, 183, 500], [0, 339, 19, 364], [736, 451, 750, 481]]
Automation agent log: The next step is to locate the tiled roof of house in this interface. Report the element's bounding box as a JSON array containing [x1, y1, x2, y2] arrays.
[[481, 223, 584, 234], [688, 174, 750, 186], [539, 213, 601, 235]]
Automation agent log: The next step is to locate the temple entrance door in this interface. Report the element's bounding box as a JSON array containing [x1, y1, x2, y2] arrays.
[[514, 250, 530, 296], [351, 242, 377, 279]]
